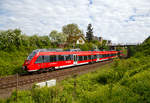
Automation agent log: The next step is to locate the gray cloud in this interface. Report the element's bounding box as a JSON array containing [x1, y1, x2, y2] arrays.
[[0, 0, 150, 43]]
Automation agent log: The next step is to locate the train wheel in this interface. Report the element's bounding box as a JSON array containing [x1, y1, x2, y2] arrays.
[[89, 62, 92, 64], [51, 67, 55, 71], [45, 68, 49, 72], [37, 69, 44, 74], [48, 67, 55, 71], [28, 72, 33, 75], [91, 61, 94, 64], [37, 70, 41, 74]]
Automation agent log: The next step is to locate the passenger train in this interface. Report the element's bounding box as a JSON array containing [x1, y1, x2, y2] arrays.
[[22, 49, 122, 72]]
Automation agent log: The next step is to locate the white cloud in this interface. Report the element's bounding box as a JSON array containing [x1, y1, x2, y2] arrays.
[[0, 0, 150, 43]]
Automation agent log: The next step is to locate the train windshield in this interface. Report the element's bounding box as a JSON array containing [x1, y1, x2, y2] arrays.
[[27, 51, 37, 60]]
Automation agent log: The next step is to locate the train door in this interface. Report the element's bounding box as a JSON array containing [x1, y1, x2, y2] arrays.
[[73, 54, 77, 65], [58, 55, 64, 67], [40, 56, 45, 70], [35, 56, 45, 70], [97, 54, 99, 62]]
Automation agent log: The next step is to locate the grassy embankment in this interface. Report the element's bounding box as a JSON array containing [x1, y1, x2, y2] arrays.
[[0, 50, 32, 77]]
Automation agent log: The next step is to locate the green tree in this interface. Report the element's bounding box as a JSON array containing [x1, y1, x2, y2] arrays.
[[49, 30, 58, 41], [0, 29, 22, 51], [98, 40, 109, 50], [40, 36, 51, 48], [49, 30, 67, 44], [86, 24, 94, 42], [62, 24, 82, 36]]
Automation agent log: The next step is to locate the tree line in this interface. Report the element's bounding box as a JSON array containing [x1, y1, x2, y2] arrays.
[[0, 29, 51, 51], [0, 23, 108, 52]]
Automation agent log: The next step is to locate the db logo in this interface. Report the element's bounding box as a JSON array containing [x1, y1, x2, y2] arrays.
[[66, 61, 71, 63]]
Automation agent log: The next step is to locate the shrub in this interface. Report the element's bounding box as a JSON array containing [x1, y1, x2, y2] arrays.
[[121, 70, 150, 103]]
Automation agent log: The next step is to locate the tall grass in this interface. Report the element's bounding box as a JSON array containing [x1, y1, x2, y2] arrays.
[[0, 50, 29, 76]]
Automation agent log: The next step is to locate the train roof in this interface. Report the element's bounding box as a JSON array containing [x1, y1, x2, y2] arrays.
[[32, 49, 119, 56], [36, 50, 118, 56], [33, 49, 63, 52]]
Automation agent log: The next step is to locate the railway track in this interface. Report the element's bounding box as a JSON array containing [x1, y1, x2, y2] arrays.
[[0, 60, 112, 90]]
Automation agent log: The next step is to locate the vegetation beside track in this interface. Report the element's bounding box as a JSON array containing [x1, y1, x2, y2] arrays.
[[0, 50, 28, 76]]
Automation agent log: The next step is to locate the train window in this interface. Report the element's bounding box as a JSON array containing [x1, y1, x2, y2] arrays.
[[88, 55, 91, 60], [99, 55, 102, 58], [84, 56, 88, 60], [86, 56, 88, 60], [83, 56, 86, 60], [78, 56, 83, 61], [102, 55, 104, 58], [91, 55, 94, 59], [96, 55, 97, 59], [58, 55, 65, 61], [50, 55, 57, 62], [82, 56, 84, 60], [35, 56, 43, 63], [27, 51, 37, 60], [74, 55, 77, 61], [103, 54, 105, 58], [71, 55, 73, 60], [97, 55, 99, 58], [93, 55, 97, 59], [78, 56, 81, 61], [43, 55, 50, 63], [65, 55, 71, 61]]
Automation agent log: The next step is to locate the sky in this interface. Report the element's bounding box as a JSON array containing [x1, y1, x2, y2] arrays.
[[0, 0, 150, 44]]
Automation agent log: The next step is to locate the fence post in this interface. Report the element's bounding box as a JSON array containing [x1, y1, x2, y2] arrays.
[[16, 73, 19, 103], [73, 74, 77, 100]]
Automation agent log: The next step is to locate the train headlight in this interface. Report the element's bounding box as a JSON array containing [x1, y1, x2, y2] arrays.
[[22, 66, 25, 70]]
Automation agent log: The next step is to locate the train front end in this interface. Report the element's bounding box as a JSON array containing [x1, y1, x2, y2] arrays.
[[22, 50, 37, 72]]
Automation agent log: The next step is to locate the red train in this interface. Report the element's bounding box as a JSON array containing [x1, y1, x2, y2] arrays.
[[23, 49, 122, 72]]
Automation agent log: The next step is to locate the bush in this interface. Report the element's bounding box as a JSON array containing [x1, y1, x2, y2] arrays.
[[79, 85, 141, 103], [121, 70, 150, 103], [0, 50, 28, 76]]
